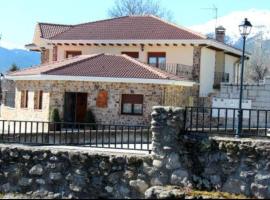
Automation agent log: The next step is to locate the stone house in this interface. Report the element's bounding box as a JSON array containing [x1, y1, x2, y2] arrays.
[[26, 15, 247, 97], [1, 15, 248, 124], [2, 54, 195, 125]]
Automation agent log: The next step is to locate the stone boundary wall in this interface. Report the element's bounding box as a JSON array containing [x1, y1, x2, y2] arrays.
[[218, 79, 270, 110], [0, 107, 269, 198]]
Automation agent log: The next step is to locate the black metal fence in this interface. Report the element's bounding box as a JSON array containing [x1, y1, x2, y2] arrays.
[[0, 120, 152, 152], [185, 107, 270, 137]]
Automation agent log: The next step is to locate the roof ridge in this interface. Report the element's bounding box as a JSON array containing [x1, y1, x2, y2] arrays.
[[148, 15, 206, 39], [38, 22, 74, 27], [49, 16, 131, 39], [43, 54, 104, 74], [75, 16, 130, 26], [120, 54, 177, 80]]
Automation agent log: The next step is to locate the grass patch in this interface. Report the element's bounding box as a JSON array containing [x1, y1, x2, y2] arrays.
[[187, 190, 249, 199]]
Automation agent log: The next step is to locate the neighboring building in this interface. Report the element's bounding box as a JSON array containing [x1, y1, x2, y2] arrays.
[[2, 54, 195, 124], [1, 15, 249, 124], [26, 15, 248, 96]]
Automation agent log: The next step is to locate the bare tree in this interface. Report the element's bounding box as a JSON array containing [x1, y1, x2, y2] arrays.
[[108, 0, 173, 21], [246, 34, 270, 83]]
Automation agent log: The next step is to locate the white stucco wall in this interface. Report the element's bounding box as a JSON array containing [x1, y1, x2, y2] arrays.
[[55, 45, 194, 66], [225, 54, 240, 84], [199, 48, 216, 97]]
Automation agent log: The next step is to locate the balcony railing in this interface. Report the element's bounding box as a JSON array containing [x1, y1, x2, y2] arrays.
[[146, 63, 194, 80], [214, 72, 230, 89]]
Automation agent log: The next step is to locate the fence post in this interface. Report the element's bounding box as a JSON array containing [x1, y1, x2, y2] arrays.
[[151, 106, 185, 157], [150, 106, 191, 186]]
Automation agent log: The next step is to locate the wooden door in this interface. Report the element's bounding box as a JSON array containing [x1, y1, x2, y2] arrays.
[[76, 93, 88, 123]]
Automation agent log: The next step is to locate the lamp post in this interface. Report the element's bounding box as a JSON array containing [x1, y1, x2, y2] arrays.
[[236, 18, 252, 137]]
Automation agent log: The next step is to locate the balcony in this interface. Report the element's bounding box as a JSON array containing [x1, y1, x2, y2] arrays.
[[214, 72, 230, 89], [146, 63, 194, 81]]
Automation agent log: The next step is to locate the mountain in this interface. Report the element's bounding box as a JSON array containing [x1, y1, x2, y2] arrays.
[[0, 47, 40, 73], [190, 9, 270, 51]]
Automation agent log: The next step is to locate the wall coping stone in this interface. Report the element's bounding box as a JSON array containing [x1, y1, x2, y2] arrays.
[[0, 144, 150, 158]]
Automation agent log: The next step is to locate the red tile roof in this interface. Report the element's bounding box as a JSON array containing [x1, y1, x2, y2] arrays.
[[8, 54, 186, 81], [39, 23, 73, 39], [39, 15, 205, 41]]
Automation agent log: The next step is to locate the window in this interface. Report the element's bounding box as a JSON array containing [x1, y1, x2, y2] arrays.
[[121, 52, 139, 59], [66, 51, 82, 58], [4, 92, 15, 108], [34, 91, 43, 110], [148, 52, 166, 67], [121, 94, 143, 115], [20, 90, 28, 108]]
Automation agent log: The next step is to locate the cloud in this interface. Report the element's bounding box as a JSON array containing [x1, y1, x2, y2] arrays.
[[0, 40, 25, 50]]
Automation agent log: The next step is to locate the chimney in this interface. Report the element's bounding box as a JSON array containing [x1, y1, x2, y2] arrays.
[[215, 26, 226, 43]]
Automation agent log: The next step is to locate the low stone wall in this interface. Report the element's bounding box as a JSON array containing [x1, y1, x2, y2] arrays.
[[0, 145, 152, 199], [150, 106, 270, 199], [0, 107, 270, 199]]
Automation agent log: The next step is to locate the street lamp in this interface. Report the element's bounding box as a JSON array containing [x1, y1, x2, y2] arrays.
[[237, 18, 252, 137]]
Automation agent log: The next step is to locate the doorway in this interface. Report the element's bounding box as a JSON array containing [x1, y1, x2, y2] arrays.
[[64, 92, 88, 123]]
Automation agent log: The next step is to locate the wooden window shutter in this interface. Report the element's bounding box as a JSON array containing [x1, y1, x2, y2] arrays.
[[122, 94, 143, 104], [96, 90, 108, 108]]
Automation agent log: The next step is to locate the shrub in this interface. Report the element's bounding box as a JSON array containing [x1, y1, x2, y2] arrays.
[[84, 109, 97, 130], [50, 108, 61, 131]]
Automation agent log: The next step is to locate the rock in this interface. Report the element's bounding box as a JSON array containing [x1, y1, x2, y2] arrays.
[[36, 179, 46, 185], [129, 179, 149, 193], [251, 183, 270, 199], [105, 186, 113, 193], [99, 161, 110, 171], [170, 169, 190, 187], [0, 183, 11, 193], [222, 178, 247, 195], [29, 164, 44, 176], [210, 175, 221, 188], [145, 186, 185, 199], [22, 154, 31, 160], [165, 153, 181, 170], [151, 172, 169, 186], [254, 172, 270, 185], [18, 178, 33, 187], [49, 172, 62, 181], [153, 160, 163, 169], [124, 170, 135, 179], [69, 184, 82, 192]]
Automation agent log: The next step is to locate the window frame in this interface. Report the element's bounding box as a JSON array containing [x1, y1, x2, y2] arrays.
[[147, 52, 166, 67], [65, 51, 82, 58], [20, 90, 28, 109], [4, 91, 15, 108], [34, 90, 43, 110], [121, 52, 139, 59], [121, 94, 144, 116]]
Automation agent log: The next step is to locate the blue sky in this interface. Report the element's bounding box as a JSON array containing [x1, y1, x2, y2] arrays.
[[0, 0, 269, 49]]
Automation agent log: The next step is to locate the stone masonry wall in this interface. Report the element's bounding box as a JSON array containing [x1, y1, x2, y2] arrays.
[[149, 106, 270, 199], [192, 46, 201, 82], [218, 78, 270, 110], [1, 80, 192, 125]]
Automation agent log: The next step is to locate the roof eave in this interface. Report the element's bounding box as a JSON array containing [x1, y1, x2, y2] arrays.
[[5, 75, 195, 87], [44, 39, 248, 58]]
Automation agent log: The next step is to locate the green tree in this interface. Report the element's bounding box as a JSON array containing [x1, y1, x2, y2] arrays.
[[108, 0, 173, 21], [8, 63, 20, 72]]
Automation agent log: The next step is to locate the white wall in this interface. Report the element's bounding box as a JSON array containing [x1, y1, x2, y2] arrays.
[[55, 45, 194, 66], [225, 54, 240, 84], [199, 48, 216, 97]]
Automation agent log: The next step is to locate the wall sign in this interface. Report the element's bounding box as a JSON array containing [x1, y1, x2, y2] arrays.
[[96, 90, 108, 108]]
